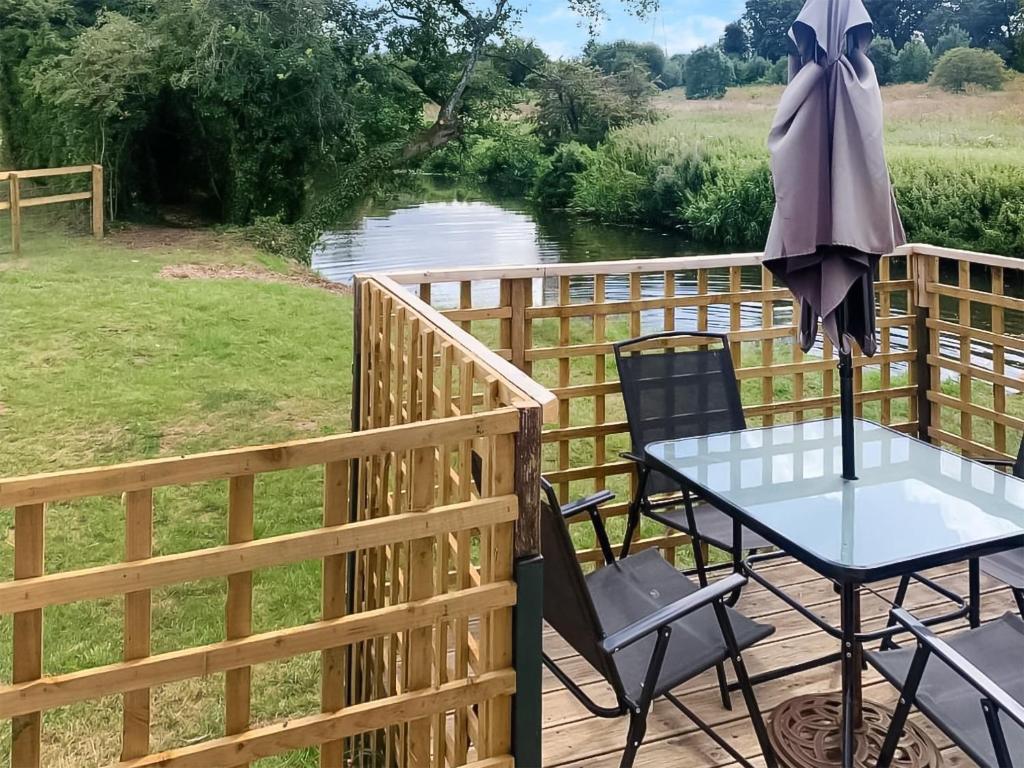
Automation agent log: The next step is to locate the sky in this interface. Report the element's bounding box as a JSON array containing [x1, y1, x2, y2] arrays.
[[517, 1, 747, 59]]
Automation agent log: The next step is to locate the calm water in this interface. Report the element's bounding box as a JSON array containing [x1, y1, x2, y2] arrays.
[[312, 182, 1022, 375]]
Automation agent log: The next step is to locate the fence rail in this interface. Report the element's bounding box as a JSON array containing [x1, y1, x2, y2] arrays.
[[0, 164, 103, 255], [380, 243, 1023, 565], [1, 241, 1020, 767]]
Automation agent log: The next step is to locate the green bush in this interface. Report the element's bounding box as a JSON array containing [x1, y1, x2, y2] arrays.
[[566, 118, 1024, 255], [933, 25, 972, 59], [468, 129, 545, 193], [896, 38, 933, 83], [930, 47, 1008, 91], [736, 56, 772, 85], [766, 56, 790, 85], [869, 36, 899, 85], [532, 142, 595, 209], [685, 47, 735, 99]]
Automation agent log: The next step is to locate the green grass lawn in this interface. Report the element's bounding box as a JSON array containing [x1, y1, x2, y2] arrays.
[[0, 218, 353, 765]]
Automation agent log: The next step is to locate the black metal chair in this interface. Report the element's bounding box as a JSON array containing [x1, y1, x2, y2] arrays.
[[614, 331, 772, 587], [868, 607, 1024, 767], [977, 442, 1024, 617], [540, 479, 778, 768]]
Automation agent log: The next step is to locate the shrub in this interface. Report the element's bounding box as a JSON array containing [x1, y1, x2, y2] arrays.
[[685, 47, 735, 100], [736, 56, 771, 85], [532, 142, 595, 209], [468, 129, 545, 193], [933, 25, 972, 59], [930, 47, 1008, 91], [868, 36, 899, 85], [896, 39, 933, 83], [766, 56, 790, 85], [680, 162, 775, 248]]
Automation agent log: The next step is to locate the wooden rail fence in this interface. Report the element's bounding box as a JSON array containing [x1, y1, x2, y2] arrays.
[[0, 164, 103, 255], [0, 241, 1019, 767], [382, 243, 1024, 566]]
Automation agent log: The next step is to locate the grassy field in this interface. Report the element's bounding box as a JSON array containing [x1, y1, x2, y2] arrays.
[[0, 217, 353, 765]]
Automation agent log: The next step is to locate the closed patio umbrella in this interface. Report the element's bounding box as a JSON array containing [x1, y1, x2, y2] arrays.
[[763, 0, 905, 480]]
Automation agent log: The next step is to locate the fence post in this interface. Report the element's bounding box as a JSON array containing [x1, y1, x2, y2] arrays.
[[12, 503, 44, 768], [911, 248, 933, 443], [91, 164, 104, 238], [512, 403, 543, 767], [9, 172, 20, 256], [509, 278, 532, 375]]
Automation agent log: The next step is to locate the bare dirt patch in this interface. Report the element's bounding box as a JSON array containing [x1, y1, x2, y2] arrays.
[[108, 224, 251, 252], [159, 262, 350, 295]]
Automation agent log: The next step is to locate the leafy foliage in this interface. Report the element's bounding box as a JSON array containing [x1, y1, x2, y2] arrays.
[[896, 38, 934, 82], [685, 47, 735, 100], [869, 37, 900, 85], [721, 21, 751, 59], [741, 0, 804, 61], [933, 25, 973, 58], [531, 141, 595, 209], [930, 46, 1009, 90], [531, 60, 655, 148]]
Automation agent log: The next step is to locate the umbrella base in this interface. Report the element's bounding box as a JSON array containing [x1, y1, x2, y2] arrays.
[[767, 693, 941, 768]]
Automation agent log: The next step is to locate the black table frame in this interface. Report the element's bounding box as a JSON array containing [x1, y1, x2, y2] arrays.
[[645, 427, 1024, 768]]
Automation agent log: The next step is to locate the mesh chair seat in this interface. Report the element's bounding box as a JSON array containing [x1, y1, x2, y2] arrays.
[[981, 548, 1024, 590], [868, 613, 1024, 767], [648, 501, 773, 553], [587, 549, 775, 702]]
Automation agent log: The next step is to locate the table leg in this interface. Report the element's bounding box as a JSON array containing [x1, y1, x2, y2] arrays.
[[840, 582, 862, 768], [969, 557, 981, 629]]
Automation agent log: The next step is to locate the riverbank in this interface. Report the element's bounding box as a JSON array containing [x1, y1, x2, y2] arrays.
[[431, 81, 1024, 256]]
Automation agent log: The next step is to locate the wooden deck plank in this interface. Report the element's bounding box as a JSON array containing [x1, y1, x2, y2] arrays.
[[542, 559, 1014, 767]]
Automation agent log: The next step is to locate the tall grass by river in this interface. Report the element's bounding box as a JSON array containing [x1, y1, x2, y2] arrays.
[[567, 82, 1024, 255]]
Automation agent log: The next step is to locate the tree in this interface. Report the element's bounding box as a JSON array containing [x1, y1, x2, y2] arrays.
[[721, 21, 751, 59], [742, 0, 804, 61], [586, 40, 667, 80], [766, 56, 790, 85], [868, 36, 900, 85], [896, 37, 934, 82], [864, 0, 937, 48], [488, 38, 549, 87], [659, 58, 685, 89], [531, 60, 655, 147], [933, 25, 973, 57], [930, 45, 1009, 89], [685, 46, 735, 100], [736, 55, 771, 84]]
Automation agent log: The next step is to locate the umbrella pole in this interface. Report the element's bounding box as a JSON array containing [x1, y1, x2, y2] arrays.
[[839, 350, 857, 481]]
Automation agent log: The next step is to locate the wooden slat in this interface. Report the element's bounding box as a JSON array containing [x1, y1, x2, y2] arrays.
[[10, 173, 21, 256], [0, 583, 515, 721], [17, 190, 92, 208], [122, 489, 153, 760], [0, 164, 94, 180], [12, 503, 44, 768], [0, 409, 520, 507], [0, 496, 517, 614], [225, 476, 255, 767], [320, 461, 348, 768], [118, 670, 516, 768]]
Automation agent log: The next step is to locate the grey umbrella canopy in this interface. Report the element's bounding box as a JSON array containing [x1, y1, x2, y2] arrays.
[[763, 0, 906, 357]]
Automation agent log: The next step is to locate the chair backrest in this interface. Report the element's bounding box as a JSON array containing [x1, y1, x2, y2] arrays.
[[615, 332, 746, 497], [539, 480, 621, 689], [1014, 439, 1024, 479]]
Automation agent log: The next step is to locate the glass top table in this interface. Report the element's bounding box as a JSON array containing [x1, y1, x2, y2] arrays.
[[645, 417, 1024, 583], [645, 417, 1024, 768]]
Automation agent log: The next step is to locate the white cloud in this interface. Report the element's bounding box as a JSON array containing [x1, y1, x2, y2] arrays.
[[660, 15, 731, 55]]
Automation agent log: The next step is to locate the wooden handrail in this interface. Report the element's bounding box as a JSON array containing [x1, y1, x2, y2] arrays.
[[2, 164, 103, 254], [0, 408, 519, 507]]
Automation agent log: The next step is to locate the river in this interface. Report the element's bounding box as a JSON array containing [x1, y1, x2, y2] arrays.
[[312, 181, 1021, 376]]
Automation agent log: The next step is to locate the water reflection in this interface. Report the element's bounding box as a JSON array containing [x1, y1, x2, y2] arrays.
[[313, 182, 1024, 378]]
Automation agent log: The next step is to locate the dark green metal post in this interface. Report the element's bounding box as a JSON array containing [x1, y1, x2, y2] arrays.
[[513, 554, 544, 767]]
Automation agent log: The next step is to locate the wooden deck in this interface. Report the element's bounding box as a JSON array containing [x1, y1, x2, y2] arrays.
[[541, 557, 1018, 768]]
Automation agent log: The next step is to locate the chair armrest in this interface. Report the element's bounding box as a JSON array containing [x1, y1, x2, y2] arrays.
[[560, 489, 615, 519], [601, 573, 747, 654], [620, 451, 645, 465], [889, 608, 1024, 729]]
